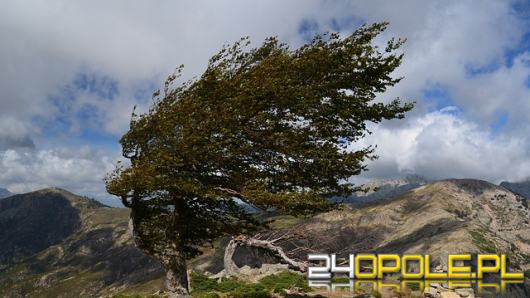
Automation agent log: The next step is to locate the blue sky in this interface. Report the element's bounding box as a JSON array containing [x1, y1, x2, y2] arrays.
[[1, 0, 530, 205]]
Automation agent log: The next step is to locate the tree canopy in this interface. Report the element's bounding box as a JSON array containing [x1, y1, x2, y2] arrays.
[[106, 22, 413, 297]]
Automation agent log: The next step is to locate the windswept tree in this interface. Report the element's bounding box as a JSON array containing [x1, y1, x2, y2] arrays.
[[106, 22, 413, 297]]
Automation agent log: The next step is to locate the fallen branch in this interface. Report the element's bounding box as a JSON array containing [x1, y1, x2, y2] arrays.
[[223, 234, 308, 276]]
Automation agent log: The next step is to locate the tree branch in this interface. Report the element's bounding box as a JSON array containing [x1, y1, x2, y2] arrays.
[[214, 186, 255, 207], [223, 235, 308, 275]]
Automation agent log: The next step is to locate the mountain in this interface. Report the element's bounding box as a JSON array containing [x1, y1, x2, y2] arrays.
[[213, 179, 530, 269], [190, 179, 530, 297], [285, 179, 529, 265], [0, 187, 13, 199], [331, 174, 429, 204], [0, 188, 164, 297], [1, 180, 530, 297], [501, 180, 530, 199]]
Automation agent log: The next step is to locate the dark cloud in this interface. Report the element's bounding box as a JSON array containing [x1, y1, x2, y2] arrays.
[[0, 135, 35, 150]]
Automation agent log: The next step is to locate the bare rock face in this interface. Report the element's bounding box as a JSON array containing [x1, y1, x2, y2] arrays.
[[231, 243, 281, 268], [422, 283, 476, 298]]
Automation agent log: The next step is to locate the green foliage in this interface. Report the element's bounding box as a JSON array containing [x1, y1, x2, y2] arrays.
[[190, 272, 243, 293], [227, 284, 270, 298], [105, 21, 413, 291], [192, 292, 220, 298], [191, 271, 311, 298], [215, 278, 243, 293], [259, 271, 310, 294], [190, 272, 221, 292]]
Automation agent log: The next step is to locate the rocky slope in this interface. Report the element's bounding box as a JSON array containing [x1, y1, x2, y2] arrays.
[[206, 179, 530, 297], [249, 179, 530, 269], [171, 180, 525, 297], [0, 188, 164, 298]]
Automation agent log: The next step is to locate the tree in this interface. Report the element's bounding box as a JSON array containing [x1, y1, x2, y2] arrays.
[[106, 22, 413, 297]]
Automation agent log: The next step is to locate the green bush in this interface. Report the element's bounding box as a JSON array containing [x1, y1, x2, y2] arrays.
[[193, 292, 220, 298], [190, 271, 243, 293], [216, 277, 243, 292], [258, 271, 310, 293], [190, 272, 219, 292], [190, 270, 310, 298], [228, 284, 270, 298]]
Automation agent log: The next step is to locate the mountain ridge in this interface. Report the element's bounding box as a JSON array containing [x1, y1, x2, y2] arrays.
[[1, 179, 529, 296], [331, 174, 429, 204]]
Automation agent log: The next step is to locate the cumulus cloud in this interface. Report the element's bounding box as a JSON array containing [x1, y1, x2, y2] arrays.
[[0, 147, 118, 202], [0, 0, 530, 202], [0, 0, 341, 136], [353, 107, 530, 184]]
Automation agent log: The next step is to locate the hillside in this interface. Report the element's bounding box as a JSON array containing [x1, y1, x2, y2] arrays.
[[1, 180, 530, 297], [300, 180, 529, 264], [201, 179, 530, 296], [0, 188, 164, 297]]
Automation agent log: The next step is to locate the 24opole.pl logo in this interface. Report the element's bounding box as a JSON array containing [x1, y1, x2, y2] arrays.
[[307, 253, 525, 295]]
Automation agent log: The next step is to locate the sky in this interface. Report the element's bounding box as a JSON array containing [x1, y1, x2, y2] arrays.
[[1, 0, 530, 206]]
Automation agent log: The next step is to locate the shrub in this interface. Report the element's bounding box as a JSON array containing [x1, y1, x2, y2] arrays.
[[228, 284, 270, 298], [258, 271, 310, 293], [190, 272, 219, 292], [193, 292, 220, 298]]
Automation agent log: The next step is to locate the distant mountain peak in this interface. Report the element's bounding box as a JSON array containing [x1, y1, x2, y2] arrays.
[[332, 174, 429, 205], [35, 187, 75, 195], [500, 180, 530, 199], [14, 187, 108, 209], [0, 187, 13, 199]]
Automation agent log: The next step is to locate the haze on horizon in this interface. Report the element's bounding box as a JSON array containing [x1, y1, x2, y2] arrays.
[[1, 0, 530, 206]]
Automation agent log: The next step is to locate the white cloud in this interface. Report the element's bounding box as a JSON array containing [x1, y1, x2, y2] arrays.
[[354, 107, 530, 183], [0, 0, 530, 200], [0, 147, 117, 202]]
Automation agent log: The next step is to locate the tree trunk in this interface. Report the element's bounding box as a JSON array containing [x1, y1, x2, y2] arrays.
[[224, 237, 240, 276], [165, 253, 191, 298], [129, 206, 191, 297]]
